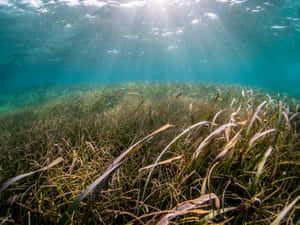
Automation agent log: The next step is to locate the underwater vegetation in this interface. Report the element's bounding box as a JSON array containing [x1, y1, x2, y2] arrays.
[[0, 82, 299, 224]]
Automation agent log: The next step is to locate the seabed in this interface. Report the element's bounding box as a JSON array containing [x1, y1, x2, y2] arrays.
[[0, 82, 299, 224]]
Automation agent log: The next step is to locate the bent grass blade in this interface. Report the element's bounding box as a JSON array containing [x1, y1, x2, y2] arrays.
[[139, 155, 183, 172], [270, 196, 300, 225], [193, 123, 237, 160], [254, 146, 273, 187], [156, 193, 219, 225], [246, 100, 267, 137], [66, 124, 173, 218], [0, 157, 64, 193], [142, 121, 210, 200]]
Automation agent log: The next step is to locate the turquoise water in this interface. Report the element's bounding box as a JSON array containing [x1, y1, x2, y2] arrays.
[[0, 0, 299, 97]]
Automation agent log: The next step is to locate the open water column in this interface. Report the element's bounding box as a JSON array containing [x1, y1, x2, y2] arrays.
[[0, 0, 299, 224]]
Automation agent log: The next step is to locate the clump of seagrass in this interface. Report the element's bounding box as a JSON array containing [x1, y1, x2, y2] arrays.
[[62, 123, 173, 222], [0, 157, 64, 193], [0, 82, 299, 225]]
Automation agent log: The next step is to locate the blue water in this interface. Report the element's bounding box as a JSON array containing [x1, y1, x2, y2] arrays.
[[0, 0, 299, 97]]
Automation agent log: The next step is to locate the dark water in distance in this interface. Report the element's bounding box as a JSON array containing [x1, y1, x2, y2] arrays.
[[0, 0, 300, 97]]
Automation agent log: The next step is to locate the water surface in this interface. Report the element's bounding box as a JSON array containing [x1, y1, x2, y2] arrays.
[[0, 0, 300, 97]]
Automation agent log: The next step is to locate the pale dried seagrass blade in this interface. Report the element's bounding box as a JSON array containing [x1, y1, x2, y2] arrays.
[[212, 109, 226, 124], [108, 124, 174, 170], [201, 162, 220, 195], [281, 111, 291, 130], [270, 196, 300, 225], [145, 124, 175, 140], [254, 146, 273, 186], [142, 121, 210, 200], [193, 123, 237, 160], [0, 171, 37, 193], [198, 207, 237, 224], [156, 193, 219, 225], [139, 155, 182, 172], [0, 157, 64, 193], [39, 157, 64, 171], [290, 112, 300, 121], [212, 128, 243, 164], [200, 129, 242, 195], [246, 100, 267, 136], [68, 124, 173, 215], [248, 129, 276, 149], [152, 121, 210, 169]]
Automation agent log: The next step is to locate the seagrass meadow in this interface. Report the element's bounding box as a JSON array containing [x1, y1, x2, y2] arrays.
[[0, 83, 299, 225]]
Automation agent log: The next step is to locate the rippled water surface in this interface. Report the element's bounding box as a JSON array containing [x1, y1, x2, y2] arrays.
[[0, 0, 300, 96]]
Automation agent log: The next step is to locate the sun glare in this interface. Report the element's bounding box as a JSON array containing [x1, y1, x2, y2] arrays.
[[152, 0, 168, 6]]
